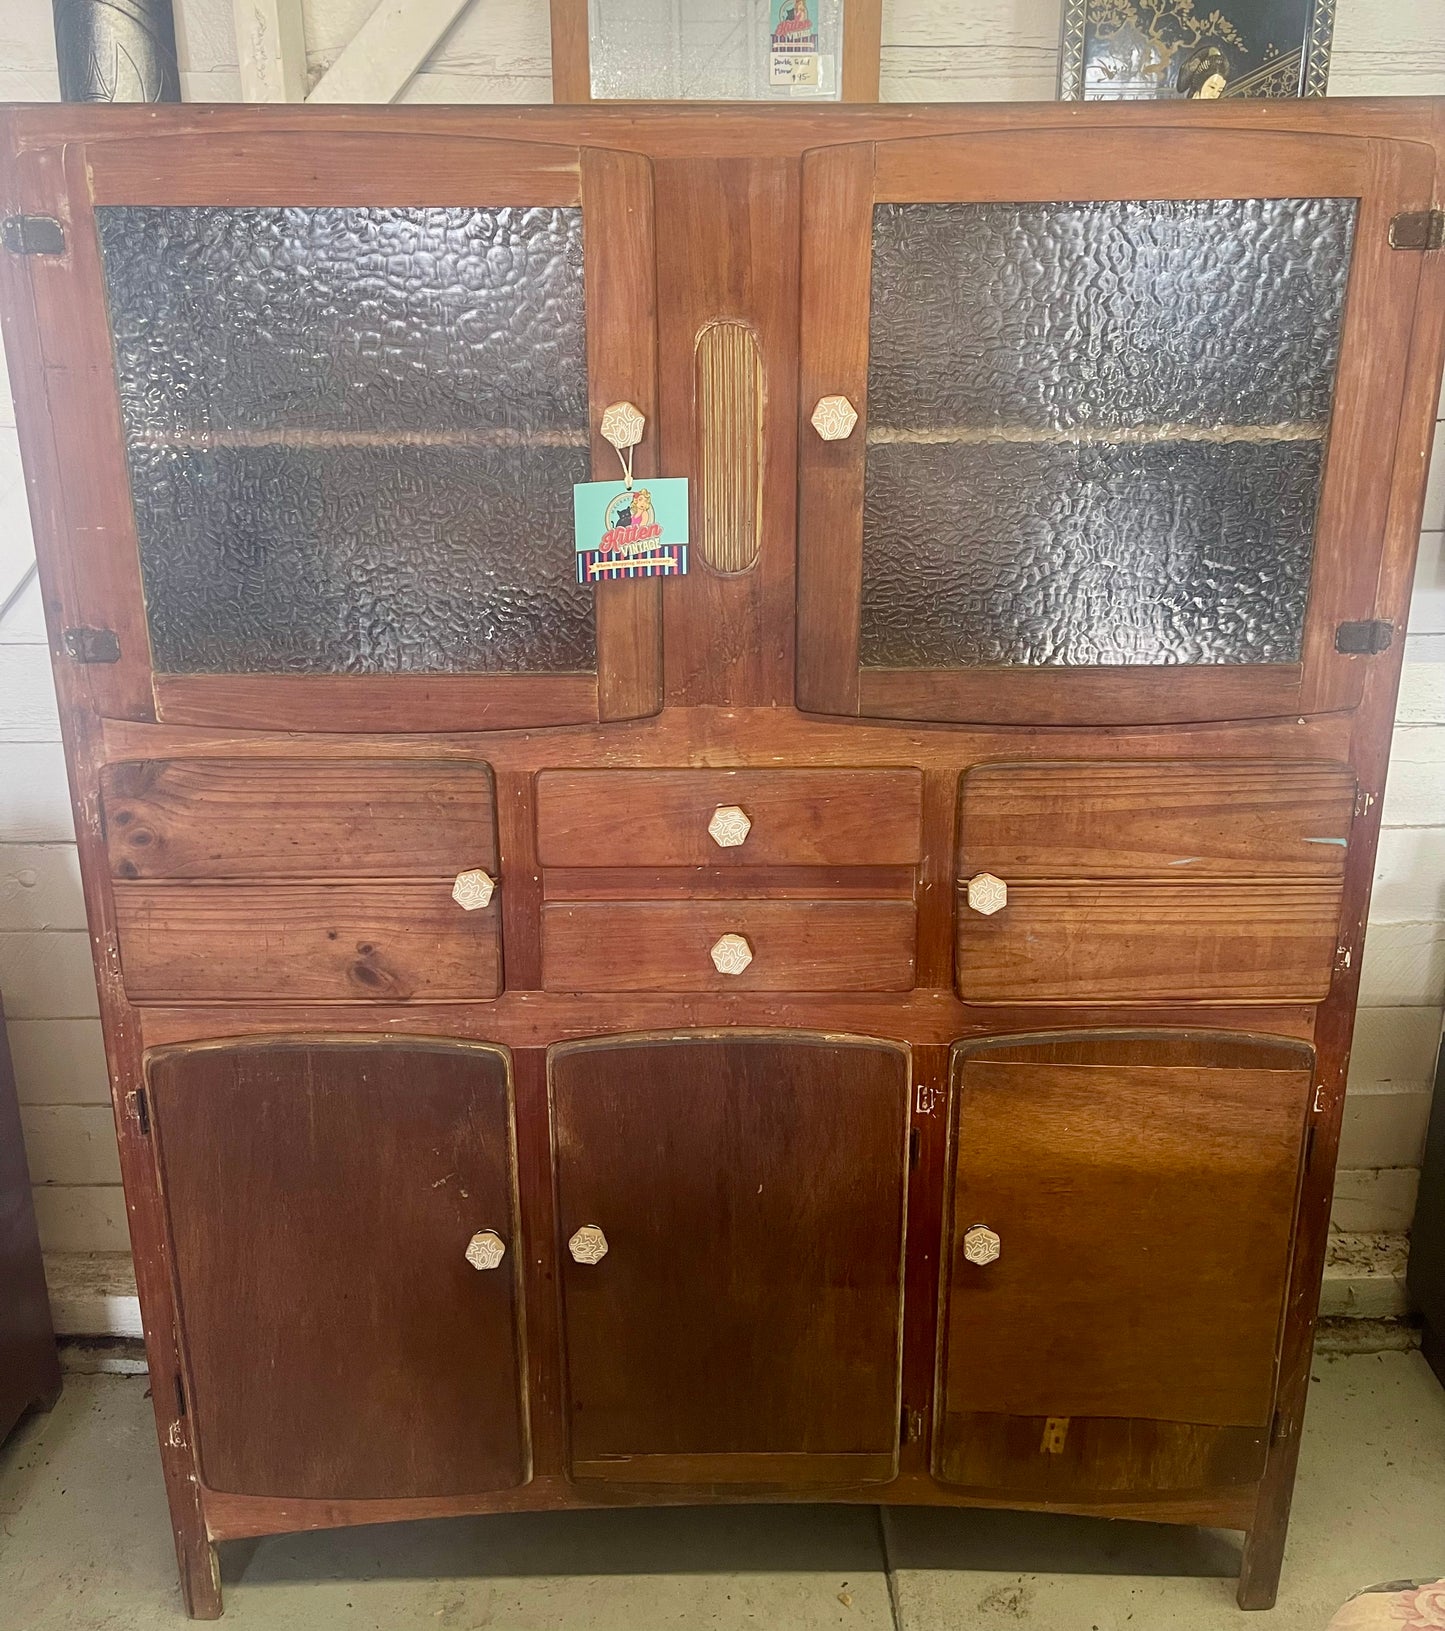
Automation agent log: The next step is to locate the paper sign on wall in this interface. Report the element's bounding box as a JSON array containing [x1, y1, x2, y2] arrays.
[[573, 477, 690, 583]]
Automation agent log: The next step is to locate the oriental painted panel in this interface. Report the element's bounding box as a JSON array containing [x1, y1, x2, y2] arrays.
[[797, 128, 1436, 725]]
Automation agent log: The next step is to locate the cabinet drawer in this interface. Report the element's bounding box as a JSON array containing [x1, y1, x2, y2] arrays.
[[541, 901, 916, 992], [960, 761, 1354, 879], [101, 759, 497, 879], [115, 882, 501, 1003], [957, 881, 1340, 1004], [535, 769, 924, 867]]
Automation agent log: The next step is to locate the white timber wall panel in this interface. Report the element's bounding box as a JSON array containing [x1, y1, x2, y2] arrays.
[[0, 0, 1443, 1319]]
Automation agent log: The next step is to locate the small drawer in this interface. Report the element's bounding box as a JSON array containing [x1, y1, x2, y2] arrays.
[[535, 769, 924, 867], [541, 900, 917, 993], [101, 759, 497, 879], [115, 882, 501, 1003]]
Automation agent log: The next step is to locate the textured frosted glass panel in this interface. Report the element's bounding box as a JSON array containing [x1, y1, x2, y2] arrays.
[[127, 444, 594, 675], [588, 0, 842, 99], [97, 205, 595, 675], [861, 440, 1323, 668], [868, 199, 1355, 433], [862, 198, 1356, 669], [98, 206, 588, 435]]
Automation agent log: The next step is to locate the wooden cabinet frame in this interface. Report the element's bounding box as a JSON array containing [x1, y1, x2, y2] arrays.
[[2, 99, 1443, 1620], [797, 127, 1438, 725]]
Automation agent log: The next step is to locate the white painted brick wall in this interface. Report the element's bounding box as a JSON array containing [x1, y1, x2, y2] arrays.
[[0, 0, 1442, 1286]]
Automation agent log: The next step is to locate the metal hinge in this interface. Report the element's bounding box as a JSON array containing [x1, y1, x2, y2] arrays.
[[1390, 209, 1445, 251], [1, 214, 65, 256], [900, 1406, 923, 1445], [130, 1087, 150, 1136], [62, 626, 120, 664], [1335, 620, 1393, 655]]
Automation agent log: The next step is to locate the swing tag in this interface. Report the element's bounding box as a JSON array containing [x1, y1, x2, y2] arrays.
[[769, 0, 821, 86], [573, 478, 690, 583]]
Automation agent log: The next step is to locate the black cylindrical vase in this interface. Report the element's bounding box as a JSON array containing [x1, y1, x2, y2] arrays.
[[53, 0, 181, 103]]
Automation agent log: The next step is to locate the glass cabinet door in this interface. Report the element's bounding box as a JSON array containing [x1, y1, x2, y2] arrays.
[[797, 127, 1437, 725], [12, 130, 660, 729]]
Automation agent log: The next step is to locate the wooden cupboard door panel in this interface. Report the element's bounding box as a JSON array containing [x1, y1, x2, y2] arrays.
[[551, 1034, 910, 1485], [535, 768, 924, 866], [960, 762, 1355, 879], [797, 130, 1436, 726], [101, 759, 498, 879], [148, 1039, 526, 1500], [3, 132, 661, 729], [115, 882, 501, 1002], [936, 1033, 1313, 1481], [541, 900, 916, 992], [956, 881, 1340, 1004]]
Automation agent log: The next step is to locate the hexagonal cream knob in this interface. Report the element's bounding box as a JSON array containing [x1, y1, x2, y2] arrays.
[[464, 1229, 507, 1271], [707, 805, 752, 849], [811, 394, 859, 441], [966, 872, 1008, 916], [963, 1225, 1001, 1267], [452, 868, 496, 911], [710, 933, 754, 975], [568, 1224, 609, 1265], [600, 400, 645, 450]]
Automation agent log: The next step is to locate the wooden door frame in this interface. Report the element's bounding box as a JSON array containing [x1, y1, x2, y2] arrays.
[[549, 0, 883, 104], [796, 126, 1438, 726], [0, 126, 662, 732]]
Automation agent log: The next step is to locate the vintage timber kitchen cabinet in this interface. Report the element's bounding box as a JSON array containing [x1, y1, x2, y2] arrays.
[[2, 99, 1442, 1616]]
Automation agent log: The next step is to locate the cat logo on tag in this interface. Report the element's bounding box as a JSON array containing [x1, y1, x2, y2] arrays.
[[573, 475, 689, 583]]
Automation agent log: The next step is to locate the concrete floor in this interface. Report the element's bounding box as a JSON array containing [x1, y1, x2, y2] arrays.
[[1, 1354, 1442, 1631]]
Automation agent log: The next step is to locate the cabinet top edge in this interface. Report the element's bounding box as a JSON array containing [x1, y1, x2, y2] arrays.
[[2, 98, 1442, 163]]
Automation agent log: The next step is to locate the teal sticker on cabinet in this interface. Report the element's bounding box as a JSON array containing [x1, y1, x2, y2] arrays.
[[574, 477, 689, 583], [770, 0, 820, 85]]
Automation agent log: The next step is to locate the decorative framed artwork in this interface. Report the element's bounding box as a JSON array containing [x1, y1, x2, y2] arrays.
[[551, 0, 882, 102], [1059, 0, 1336, 101]]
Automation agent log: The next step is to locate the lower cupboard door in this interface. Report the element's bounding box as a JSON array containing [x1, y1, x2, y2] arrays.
[[550, 1032, 911, 1488], [935, 1031, 1315, 1500], [147, 1038, 527, 1500]]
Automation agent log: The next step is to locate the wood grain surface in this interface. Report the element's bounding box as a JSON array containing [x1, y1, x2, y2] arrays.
[[550, 1033, 909, 1484], [101, 760, 497, 879], [542, 899, 917, 992], [115, 883, 502, 1002], [535, 768, 923, 866], [149, 1039, 526, 1500]]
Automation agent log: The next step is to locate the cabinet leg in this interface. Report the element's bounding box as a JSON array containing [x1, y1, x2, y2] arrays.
[[34, 1348, 63, 1413], [176, 1531, 223, 1620], [1421, 1319, 1445, 1390], [1237, 1515, 1287, 1611]]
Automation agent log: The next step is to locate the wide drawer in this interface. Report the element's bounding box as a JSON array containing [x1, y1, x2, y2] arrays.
[[956, 881, 1341, 1004], [535, 769, 924, 867], [541, 900, 917, 992], [101, 759, 497, 879], [960, 761, 1355, 878], [115, 882, 501, 1003]]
